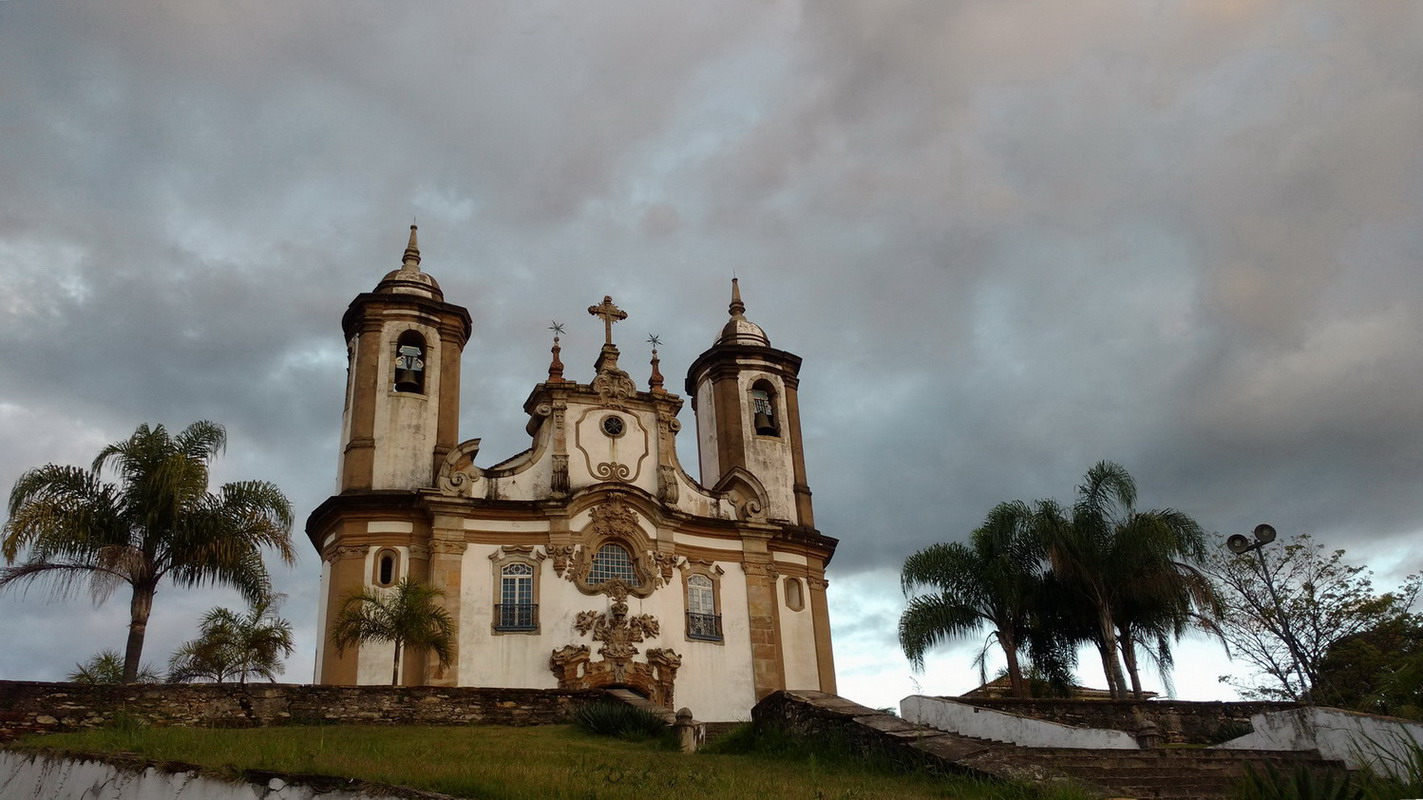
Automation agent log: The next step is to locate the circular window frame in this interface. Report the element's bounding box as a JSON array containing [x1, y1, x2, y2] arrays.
[[600, 414, 627, 438]]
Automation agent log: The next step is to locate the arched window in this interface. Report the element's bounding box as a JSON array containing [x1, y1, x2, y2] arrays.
[[784, 577, 805, 612], [589, 543, 640, 587], [750, 380, 779, 436], [373, 548, 400, 587], [496, 562, 537, 631], [393, 330, 426, 394], [686, 574, 722, 641]]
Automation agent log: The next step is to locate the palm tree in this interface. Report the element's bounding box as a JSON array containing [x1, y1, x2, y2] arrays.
[[900, 501, 1049, 697], [168, 595, 296, 684], [1038, 461, 1216, 698], [331, 577, 455, 686], [2, 421, 294, 683], [68, 649, 161, 684]]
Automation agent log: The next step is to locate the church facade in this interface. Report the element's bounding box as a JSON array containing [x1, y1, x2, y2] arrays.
[[307, 227, 838, 721]]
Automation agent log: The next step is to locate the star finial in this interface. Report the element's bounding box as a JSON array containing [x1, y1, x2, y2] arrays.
[[547, 321, 566, 383], [549, 321, 566, 339], [647, 333, 662, 350]]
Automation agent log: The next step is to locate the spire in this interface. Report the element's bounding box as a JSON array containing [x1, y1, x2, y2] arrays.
[[547, 322, 566, 383], [714, 277, 769, 346], [402, 224, 421, 270], [647, 334, 665, 393]]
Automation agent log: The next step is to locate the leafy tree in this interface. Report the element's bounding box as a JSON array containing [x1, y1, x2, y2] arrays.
[[1210, 534, 1421, 702], [900, 501, 1072, 698], [168, 595, 296, 684], [1037, 461, 1216, 699], [2, 421, 295, 683], [1314, 614, 1423, 719], [68, 649, 161, 684], [331, 577, 455, 686]]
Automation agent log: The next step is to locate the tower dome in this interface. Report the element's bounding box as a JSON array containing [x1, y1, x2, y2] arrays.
[[715, 278, 769, 346], [376, 225, 443, 299]]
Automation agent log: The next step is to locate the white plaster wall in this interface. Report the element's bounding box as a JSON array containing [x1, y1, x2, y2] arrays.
[[370, 321, 441, 490], [900, 695, 1141, 749], [352, 545, 411, 686], [777, 578, 820, 691], [674, 566, 757, 720], [313, 561, 331, 681], [566, 406, 658, 496], [695, 380, 720, 486], [336, 336, 358, 492], [0, 751, 386, 799], [737, 371, 796, 522], [1215, 707, 1423, 778], [452, 538, 757, 721]]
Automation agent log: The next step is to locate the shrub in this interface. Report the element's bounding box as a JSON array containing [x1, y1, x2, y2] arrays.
[[572, 701, 672, 744]]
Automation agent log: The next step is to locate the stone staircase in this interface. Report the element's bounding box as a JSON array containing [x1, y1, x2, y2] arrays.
[[755, 690, 1353, 800], [1015, 746, 1348, 799]]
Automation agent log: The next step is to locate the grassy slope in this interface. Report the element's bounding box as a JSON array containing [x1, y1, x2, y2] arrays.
[[14, 724, 1088, 800]]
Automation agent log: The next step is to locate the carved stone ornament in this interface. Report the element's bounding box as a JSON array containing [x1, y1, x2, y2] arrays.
[[430, 539, 468, 556], [551, 454, 570, 498], [652, 551, 681, 582], [808, 577, 829, 590], [548, 544, 578, 578], [488, 544, 546, 563], [737, 498, 767, 522], [330, 545, 367, 562], [657, 465, 679, 505], [741, 561, 780, 580], [549, 589, 681, 708], [678, 559, 724, 577], [568, 500, 658, 597], [408, 544, 431, 559], [591, 368, 638, 409], [436, 439, 483, 497], [593, 461, 632, 482]]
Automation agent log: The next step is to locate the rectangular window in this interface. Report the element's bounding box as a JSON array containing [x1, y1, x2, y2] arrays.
[[496, 563, 537, 631]]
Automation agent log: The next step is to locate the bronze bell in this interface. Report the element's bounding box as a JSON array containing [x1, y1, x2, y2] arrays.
[[754, 410, 777, 436], [394, 346, 424, 393]]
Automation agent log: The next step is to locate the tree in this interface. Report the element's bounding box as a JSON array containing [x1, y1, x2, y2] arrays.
[[1314, 614, 1423, 719], [900, 501, 1063, 698], [331, 577, 455, 686], [167, 595, 296, 684], [68, 649, 161, 685], [1210, 534, 1421, 701], [2, 421, 295, 683], [1037, 461, 1217, 699]]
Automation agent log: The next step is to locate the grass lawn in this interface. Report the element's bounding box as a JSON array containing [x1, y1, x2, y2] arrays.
[[14, 723, 1091, 800]]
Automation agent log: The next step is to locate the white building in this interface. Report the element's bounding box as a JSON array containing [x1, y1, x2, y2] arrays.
[[307, 227, 838, 721]]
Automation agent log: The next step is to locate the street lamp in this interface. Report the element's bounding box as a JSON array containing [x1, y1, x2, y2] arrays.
[[1225, 524, 1311, 698]]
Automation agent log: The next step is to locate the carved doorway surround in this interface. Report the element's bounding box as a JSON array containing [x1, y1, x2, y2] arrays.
[[549, 584, 682, 708]]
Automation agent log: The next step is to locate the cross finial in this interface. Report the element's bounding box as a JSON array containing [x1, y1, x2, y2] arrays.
[[587, 295, 628, 346]]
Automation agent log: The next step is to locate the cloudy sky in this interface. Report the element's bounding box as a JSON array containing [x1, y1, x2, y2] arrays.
[[2, 0, 1421, 709]]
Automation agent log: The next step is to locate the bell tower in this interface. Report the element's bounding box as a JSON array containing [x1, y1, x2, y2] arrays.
[[338, 226, 472, 491], [686, 279, 814, 527]]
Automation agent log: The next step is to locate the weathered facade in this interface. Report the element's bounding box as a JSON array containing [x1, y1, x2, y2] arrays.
[[308, 227, 837, 720]]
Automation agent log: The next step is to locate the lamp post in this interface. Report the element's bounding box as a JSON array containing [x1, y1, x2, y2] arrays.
[[1226, 524, 1311, 698]]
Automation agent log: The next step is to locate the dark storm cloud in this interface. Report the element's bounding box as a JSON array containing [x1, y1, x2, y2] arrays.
[[2, 1, 1420, 704]]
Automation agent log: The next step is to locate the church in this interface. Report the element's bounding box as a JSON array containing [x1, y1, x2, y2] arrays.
[[306, 227, 838, 721]]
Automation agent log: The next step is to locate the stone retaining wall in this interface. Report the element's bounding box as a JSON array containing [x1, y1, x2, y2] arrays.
[[958, 698, 1305, 744], [0, 681, 603, 741]]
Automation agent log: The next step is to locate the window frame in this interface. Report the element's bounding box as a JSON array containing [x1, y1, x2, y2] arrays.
[[681, 561, 725, 644], [372, 547, 402, 588], [488, 545, 545, 635]]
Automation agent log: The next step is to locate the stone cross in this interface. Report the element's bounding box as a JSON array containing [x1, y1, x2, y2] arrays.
[[587, 295, 628, 346]]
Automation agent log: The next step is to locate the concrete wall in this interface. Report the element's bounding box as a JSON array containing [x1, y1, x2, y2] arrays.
[[960, 697, 1305, 745], [0, 682, 601, 742], [902, 695, 1140, 749], [1215, 706, 1423, 778], [0, 751, 389, 800]]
